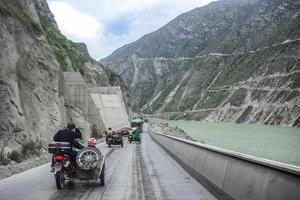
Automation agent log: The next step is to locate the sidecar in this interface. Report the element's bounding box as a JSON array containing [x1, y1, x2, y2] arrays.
[[75, 147, 105, 186]]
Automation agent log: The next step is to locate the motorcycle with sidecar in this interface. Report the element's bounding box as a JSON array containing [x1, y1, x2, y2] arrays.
[[106, 132, 123, 147], [48, 138, 105, 189]]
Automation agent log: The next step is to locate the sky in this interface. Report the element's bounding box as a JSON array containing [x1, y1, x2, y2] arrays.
[[47, 0, 215, 60]]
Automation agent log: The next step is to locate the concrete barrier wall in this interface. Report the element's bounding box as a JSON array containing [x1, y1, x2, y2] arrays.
[[150, 130, 300, 200]]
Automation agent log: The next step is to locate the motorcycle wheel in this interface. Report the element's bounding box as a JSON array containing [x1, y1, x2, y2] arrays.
[[76, 147, 102, 170], [121, 142, 123, 147], [100, 163, 105, 186], [55, 168, 65, 189]]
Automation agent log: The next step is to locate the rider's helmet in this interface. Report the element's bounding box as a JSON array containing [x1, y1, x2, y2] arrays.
[[108, 127, 112, 130], [67, 122, 76, 129], [88, 137, 97, 147]]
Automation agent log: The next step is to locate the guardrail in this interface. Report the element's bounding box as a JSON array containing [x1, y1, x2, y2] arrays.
[[150, 129, 300, 200]]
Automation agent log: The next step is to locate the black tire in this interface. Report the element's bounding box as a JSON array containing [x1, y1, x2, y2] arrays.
[[108, 141, 111, 148], [55, 169, 65, 189], [100, 163, 105, 186], [121, 142, 123, 147]]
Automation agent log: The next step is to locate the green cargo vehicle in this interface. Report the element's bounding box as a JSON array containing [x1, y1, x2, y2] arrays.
[[130, 117, 144, 133]]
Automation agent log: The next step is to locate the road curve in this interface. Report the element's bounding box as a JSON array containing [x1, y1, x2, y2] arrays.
[[0, 131, 216, 200]]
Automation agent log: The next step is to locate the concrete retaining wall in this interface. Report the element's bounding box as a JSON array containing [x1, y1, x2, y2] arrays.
[[61, 72, 106, 133], [150, 130, 300, 200], [62, 72, 89, 116], [90, 86, 123, 95], [87, 96, 105, 131], [90, 86, 130, 130]]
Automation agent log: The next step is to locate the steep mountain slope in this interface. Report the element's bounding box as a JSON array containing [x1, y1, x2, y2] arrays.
[[0, 0, 132, 159], [101, 0, 300, 126]]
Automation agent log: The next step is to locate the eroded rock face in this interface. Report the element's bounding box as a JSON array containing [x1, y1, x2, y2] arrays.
[[101, 0, 300, 126], [0, 0, 130, 158], [0, 0, 62, 154]]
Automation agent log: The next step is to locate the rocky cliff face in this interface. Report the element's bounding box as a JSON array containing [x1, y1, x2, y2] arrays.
[[101, 0, 300, 126], [0, 0, 131, 159]]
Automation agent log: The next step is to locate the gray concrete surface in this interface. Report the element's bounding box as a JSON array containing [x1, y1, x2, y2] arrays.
[[150, 130, 300, 200], [62, 72, 89, 116], [90, 86, 123, 96], [91, 86, 130, 130], [59, 72, 129, 131], [88, 95, 105, 131], [0, 128, 215, 200], [60, 72, 108, 132]]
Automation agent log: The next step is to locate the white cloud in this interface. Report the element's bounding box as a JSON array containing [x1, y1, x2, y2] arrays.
[[48, 0, 216, 59], [49, 2, 102, 39], [102, 0, 215, 19]]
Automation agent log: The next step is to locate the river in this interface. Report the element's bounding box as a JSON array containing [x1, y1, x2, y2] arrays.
[[152, 119, 300, 166]]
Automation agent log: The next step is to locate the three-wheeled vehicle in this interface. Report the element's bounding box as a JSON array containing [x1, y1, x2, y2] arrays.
[[120, 127, 130, 137], [48, 138, 105, 189], [128, 127, 141, 143], [131, 117, 144, 133], [106, 132, 123, 147]]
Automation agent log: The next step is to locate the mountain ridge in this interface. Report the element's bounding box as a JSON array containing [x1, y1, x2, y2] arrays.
[[100, 0, 300, 126]]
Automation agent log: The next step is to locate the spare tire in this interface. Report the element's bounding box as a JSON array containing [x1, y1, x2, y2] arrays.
[[76, 147, 103, 170]]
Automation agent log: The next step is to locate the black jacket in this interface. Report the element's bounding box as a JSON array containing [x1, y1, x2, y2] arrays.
[[74, 128, 83, 139], [53, 128, 84, 150]]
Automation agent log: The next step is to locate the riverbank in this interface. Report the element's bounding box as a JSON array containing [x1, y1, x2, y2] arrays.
[[150, 118, 300, 166], [150, 122, 194, 141]]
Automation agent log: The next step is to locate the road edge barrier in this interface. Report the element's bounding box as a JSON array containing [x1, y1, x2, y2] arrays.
[[149, 129, 300, 200]]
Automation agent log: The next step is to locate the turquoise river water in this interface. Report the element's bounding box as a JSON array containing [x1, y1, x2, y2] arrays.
[[153, 119, 300, 166]]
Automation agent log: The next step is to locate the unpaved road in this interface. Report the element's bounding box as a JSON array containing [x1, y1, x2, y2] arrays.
[[0, 132, 216, 200]]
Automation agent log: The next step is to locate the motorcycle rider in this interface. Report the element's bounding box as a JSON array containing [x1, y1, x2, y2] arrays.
[[107, 127, 113, 137], [135, 127, 140, 140], [51, 123, 84, 172], [106, 127, 113, 141], [128, 128, 133, 141]]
